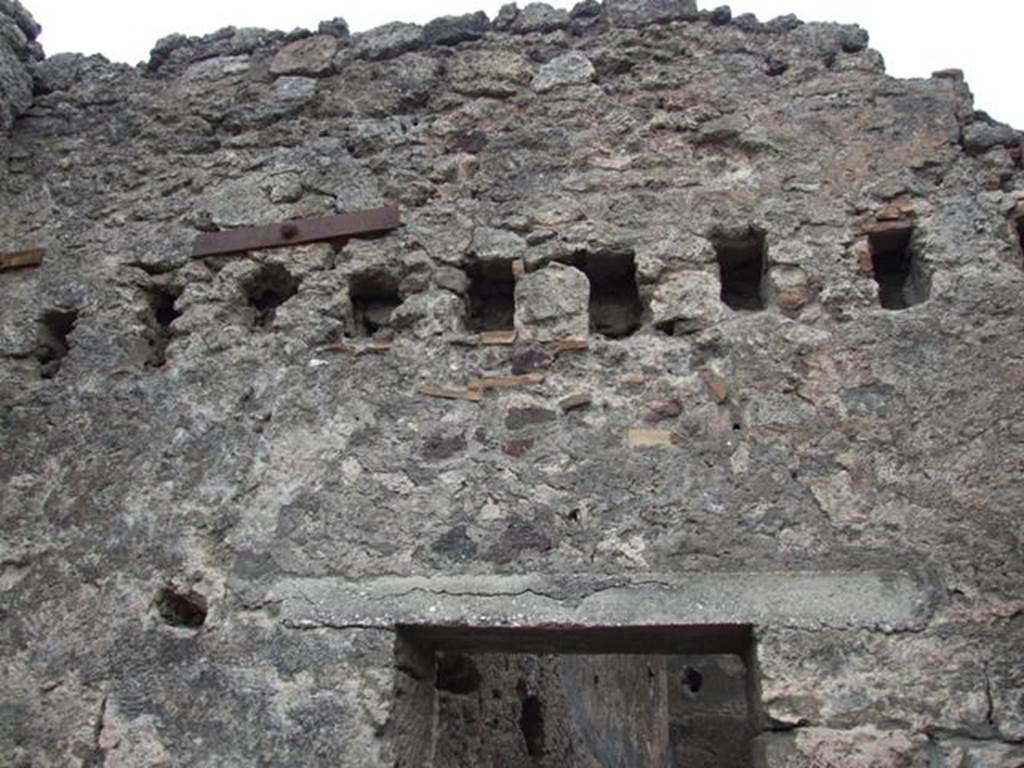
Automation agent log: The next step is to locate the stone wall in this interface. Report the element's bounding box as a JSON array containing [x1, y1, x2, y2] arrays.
[[1, 0, 1023, 765]]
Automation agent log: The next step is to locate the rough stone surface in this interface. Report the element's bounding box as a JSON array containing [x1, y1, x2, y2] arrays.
[[351, 21, 424, 61], [605, 0, 698, 27], [531, 50, 596, 92], [510, 2, 571, 33], [269, 34, 338, 77], [422, 11, 489, 46], [515, 262, 590, 341], [450, 49, 533, 98], [1, 1, 1023, 766]]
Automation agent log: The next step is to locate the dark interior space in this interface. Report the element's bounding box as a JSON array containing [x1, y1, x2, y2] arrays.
[[144, 285, 182, 368], [243, 263, 301, 329], [1016, 216, 1024, 265], [153, 586, 207, 629], [35, 308, 78, 379], [467, 259, 516, 331], [394, 626, 757, 768], [565, 251, 644, 338], [349, 271, 402, 337], [713, 231, 766, 311], [867, 224, 927, 310]]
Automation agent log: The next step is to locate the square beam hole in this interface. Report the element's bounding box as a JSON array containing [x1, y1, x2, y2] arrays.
[[393, 625, 758, 768], [349, 272, 401, 337], [867, 223, 928, 310], [566, 252, 643, 338], [713, 231, 767, 311], [467, 260, 515, 332], [1016, 215, 1024, 265]]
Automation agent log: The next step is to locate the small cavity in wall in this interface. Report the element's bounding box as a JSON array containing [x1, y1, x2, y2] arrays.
[[153, 585, 207, 630], [243, 263, 300, 329], [392, 625, 758, 768], [35, 308, 78, 379], [467, 260, 516, 331], [565, 251, 644, 338], [713, 229, 767, 311], [143, 285, 182, 369], [1015, 213, 1024, 266], [349, 271, 401, 337], [866, 222, 928, 310]]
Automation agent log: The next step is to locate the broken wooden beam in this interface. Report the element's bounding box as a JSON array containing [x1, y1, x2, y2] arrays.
[[0, 247, 45, 272], [191, 207, 400, 258]]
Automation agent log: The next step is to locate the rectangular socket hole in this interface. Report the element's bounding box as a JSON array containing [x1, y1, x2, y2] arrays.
[[714, 231, 766, 311], [568, 251, 643, 338], [349, 272, 401, 337], [393, 625, 758, 768], [144, 285, 182, 369], [36, 308, 78, 379], [867, 224, 927, 310], [467, 260, 515, 331], [1016, 216, 1024, 265]]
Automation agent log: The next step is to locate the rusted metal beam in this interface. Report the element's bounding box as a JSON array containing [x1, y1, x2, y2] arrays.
[[0, 247, 45, 272], [191, 207, 400, 258]]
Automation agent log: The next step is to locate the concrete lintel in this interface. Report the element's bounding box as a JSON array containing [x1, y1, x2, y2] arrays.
[[268, 571, 932, 634]]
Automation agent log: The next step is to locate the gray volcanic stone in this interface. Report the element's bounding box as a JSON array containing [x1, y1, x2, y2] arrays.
[[391, 290, 465, 337], [0, 0, 38, 40], [531, 50, 595, 92], [422, 11, 489, 46], [510, 2, 571, 33], [273, 74, 316, 100], [352, 22, 423, 60], [605, 0, 699, 26], [270, 35, 338, 76], [450, 50, 533, 97], [515, 262, 590, 341], [0, 18, 30, 131], [962, 121, 1019, 154], [183, 54, 251, 81], [317, 17, 350, 40]]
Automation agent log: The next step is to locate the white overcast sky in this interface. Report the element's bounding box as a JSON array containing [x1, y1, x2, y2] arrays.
[[24, 0, 1024, 128]]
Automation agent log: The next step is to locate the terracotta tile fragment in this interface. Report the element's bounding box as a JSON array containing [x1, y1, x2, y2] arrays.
[[420, 385, 483, 402], [627, 429, 677, 447]]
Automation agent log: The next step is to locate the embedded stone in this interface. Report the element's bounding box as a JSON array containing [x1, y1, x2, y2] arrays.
[[514, 262, 590, 342], [765, 265, 810, 315], [649, 271, 726, 334], [183, 55, 251, 81], [642, 398, 682, 423], [450, 50, 533, 98], [531, 51, 596, 92], [390, 290, 466, 338], [273, 75, 317, 100], [270, 35, 338, 76], [510, 3, 570, 33], [505, 405, 558, 430], [317, 17, 350, 40], [962, 122, 1019, 154], [605, 0, 699, 27], [422, 12, 489, 46], [352, 22, 424, 60]]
